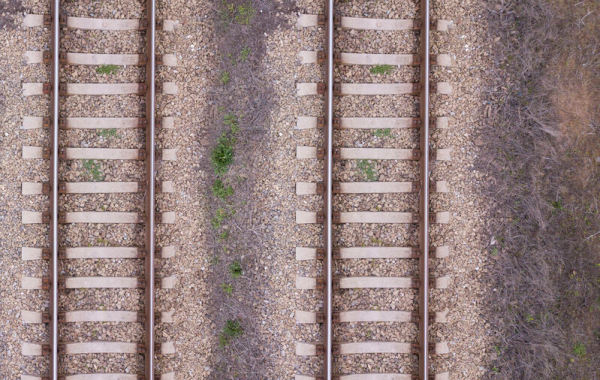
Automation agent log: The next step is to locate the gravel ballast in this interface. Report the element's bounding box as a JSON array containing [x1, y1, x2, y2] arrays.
[[0, 0, 496, 377]]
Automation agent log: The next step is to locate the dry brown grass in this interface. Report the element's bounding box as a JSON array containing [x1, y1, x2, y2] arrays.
[[482, 0, 600, 378], [204, 0, 295, 378], [0, 0, 23, 29]]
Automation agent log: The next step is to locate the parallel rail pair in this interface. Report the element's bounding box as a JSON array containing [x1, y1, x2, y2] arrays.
[[296, 1, 453, 379], [21, 0, 177, 378]]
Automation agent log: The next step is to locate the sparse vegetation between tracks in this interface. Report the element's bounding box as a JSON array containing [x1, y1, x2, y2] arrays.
[[210, 114, 238, 175], [205, 0, 293, 376], [228, 260, 243, 278], [83, 159, 104, 181], [220, 1, 256, 26], [219, 319, 244, 347], [483, 1, 600, 378], [220, 70, 230, 85], [357, 159, 378, 182], [221, 283, 233, 295], [211, 178, 234, 200]]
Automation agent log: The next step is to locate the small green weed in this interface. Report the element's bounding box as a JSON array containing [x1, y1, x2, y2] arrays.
[[372, 128, 393, 138], [97, 237, 109, 246], [220, 3, 234, 23], [83, 159, 104, 181], [357, 159, 378, 182], [551, 199, 564, 213], [490, 246, 498, 256], [239, 46, 251, 62], [97, 128, 119, 138], [573, 342, 586, 358], [221, 283, 233, 295], [211, 208, 229, 229], [212, 179, 234, 200], [221, 2, 255, 25], [235, 3, 255, 24], [220, 71, 230, 85], [211, 133, 236, 174], [229, 260, 243, 278], [211, 113, 240, 174], [227, 52, 235, 65], [223, 113, 239, 133], [96, 64, 120, 75], [219, 319, 244, 347], [218, 230, 230, 241], [370, 64, 395, 75]]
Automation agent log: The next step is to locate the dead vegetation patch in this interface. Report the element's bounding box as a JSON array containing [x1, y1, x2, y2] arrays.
[[0, 0, 23, 29], [204, 0, 295, 378], [482, 0, 600, 378]]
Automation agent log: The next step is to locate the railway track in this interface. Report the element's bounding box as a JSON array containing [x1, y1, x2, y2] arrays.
[[295, 1, 453, 379], [21, 1, 178, 379]]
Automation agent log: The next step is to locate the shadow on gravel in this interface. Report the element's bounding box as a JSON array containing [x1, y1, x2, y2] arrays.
[[204, 0, 296, 378], [0, 0, 23, 29], [481, 0, 600, 378]]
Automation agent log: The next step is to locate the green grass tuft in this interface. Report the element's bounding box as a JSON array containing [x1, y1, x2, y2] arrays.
[[211, 133, 236, 174], [223, 113, 239, 133], [357, 159, 378, 182], [235, 3, 255, 24], [229, 260, 243, 278], [239, 46, 251, 62], [212, 179, 234, 200], [220, 70, 230, 85], [211, 113, 240, 175], [218, 230, 230, 241], [97, 128, 119, 138], [219, 319, 244, 347], [221, 2, 255, 26], [221, 283, 233, 295], [211, 208, 229, 229], [96, 64, 120, 75], [370, 64, 395, 75], [573, 342, 586, 358], [83, 159, 104, 181], [372, 128, 393, 138]]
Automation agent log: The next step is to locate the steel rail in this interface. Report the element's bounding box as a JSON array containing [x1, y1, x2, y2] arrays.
[[323, 0, 334, 378], [49, 0, 60, 377], [144, 0, 157, 378], [418, 0, 431, 378]]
